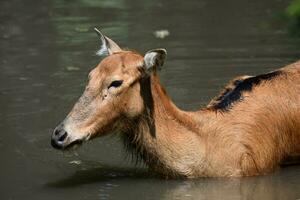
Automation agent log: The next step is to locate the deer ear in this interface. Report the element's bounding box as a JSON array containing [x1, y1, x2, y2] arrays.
[[94, 27, 122, 56], [144, 49, 167, 72]]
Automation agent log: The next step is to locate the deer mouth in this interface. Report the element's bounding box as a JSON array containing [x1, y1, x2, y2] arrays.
[[51, 138, 83, 151], [62, 132, 93, 150], [52, 122, 94, 151]]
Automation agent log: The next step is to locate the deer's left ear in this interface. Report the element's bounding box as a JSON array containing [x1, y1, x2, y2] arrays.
[[144, 49, 167, 72], [94, 27, 122, 56]]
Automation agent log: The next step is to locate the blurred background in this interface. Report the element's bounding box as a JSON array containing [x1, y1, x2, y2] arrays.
[[0, 0, 300, 199]]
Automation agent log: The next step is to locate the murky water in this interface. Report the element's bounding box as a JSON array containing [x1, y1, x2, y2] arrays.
[[1, 0, 300, 199]]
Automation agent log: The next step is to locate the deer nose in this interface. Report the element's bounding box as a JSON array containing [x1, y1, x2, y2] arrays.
[[51, 124, 68, 149]]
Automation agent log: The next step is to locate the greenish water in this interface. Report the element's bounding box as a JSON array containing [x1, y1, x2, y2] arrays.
[[0, 0, 300, 199]]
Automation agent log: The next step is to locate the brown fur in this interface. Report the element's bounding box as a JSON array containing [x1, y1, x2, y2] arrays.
[[60, 49, 300, 178]]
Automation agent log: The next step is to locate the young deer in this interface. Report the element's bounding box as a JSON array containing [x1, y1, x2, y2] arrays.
[[51, 28, 300, 178]]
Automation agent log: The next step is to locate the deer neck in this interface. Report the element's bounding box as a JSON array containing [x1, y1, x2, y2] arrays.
[[122, 74, 208, 177]]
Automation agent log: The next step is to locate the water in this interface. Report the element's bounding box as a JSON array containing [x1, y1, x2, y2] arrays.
[[1, 0, 300, 199]]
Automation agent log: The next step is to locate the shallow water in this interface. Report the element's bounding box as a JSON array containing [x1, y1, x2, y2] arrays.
[[1, 0, 300, 199]]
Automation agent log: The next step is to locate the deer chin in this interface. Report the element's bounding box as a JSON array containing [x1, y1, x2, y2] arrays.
[[63, 139, 83, 150]]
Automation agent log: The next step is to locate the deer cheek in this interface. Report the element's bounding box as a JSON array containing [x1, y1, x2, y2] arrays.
[[124, 96, 144, 118]]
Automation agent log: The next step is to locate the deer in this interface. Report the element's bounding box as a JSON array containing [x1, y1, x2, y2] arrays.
[[51, 28, 300, 178]]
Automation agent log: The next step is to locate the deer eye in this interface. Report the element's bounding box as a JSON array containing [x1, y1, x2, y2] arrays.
[[108, 80, 123, 89]]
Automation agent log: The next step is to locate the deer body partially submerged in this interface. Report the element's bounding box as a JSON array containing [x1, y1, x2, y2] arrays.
[[51, 28, 300, 178], [121, 64, 300, 178]]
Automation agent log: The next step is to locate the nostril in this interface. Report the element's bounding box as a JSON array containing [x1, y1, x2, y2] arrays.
[[54, 129, 59, 136], [58, 131, 68, 142]]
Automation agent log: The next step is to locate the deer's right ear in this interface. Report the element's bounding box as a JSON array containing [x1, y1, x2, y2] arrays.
[[144, 49, 167, 72], [94, 27, 122, 56]]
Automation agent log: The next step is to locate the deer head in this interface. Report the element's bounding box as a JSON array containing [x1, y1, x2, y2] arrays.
[[51, 28, 167, 150]]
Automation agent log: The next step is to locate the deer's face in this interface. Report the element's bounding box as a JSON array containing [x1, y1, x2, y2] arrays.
[[51, 28, 166, 150]]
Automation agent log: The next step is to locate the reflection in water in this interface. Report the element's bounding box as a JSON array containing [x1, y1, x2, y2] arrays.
[[1, 0, 300, 199], [46, 164, 151, 188], [163, 167, 300, 200], [46, 165, 300, 200]]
